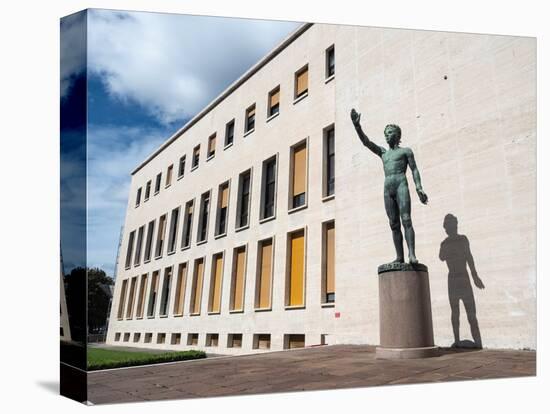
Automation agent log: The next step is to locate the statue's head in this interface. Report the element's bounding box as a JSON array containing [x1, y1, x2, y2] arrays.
[[384, 124, 402, 147], [443, 213, 458, 236]]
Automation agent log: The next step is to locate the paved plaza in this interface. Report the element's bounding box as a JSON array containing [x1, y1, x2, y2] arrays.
[[87, 345, 536, 404]]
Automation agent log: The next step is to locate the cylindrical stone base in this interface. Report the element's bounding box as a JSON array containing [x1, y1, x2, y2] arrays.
[[376, 267, 439, 359]]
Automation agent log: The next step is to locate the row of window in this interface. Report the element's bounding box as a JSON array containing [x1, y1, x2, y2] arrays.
[[117, 221, 336, 324], [114, 332, 314, 350], [125, 126, 335, 270], [134, 45, 336, 208]]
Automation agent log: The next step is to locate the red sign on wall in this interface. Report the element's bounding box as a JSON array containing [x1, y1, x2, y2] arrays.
[[335, 312, 341, 318]]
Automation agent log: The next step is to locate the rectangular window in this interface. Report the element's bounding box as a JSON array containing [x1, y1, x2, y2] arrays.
[[260, 156, 277, 220], [255, 238, 273, 309], [326, 45, 335, 78], [178, 155, 186, 178], [135, 187, 142, 207], [225, 119, 235, 147], [155, 214, 167, 258], [114, 332, 121, 342], [144, 180, 151, 200], [144, 220, 155, 262], [230, 246, 247, 312], [133, 333, 141, 343], [227, 333, 242, 348], [245, 104, 255, 133], [189, 258, 205, 315], [144, 333, 152, 343], [147, 270, 160, 317], [192, 145, 200, 170], [154, 172, 162, 194], [236, 169, 251, 229], [253, 334, 271, 350], [323, 125, 335, 197], [157, 333, 166, 344], [136, 273, 148, 318], [187, 333, 198, 346], [173, 262, 188, 316], [123, 333, 130, 342], [215, 181, 230, 236], [323, 221, 335, 303], [159, 266, 172, 317], [133, 225, 145, 266], [197, 191, 211, 243], [165, 164, 173, 187], [181, 200, 194, 249], [171, 333, 181, 345], [206, 333, 219, 347], [286, 229, 305, 307], [268, 86, 280, 117], [125, 276, 138, 319], [167, 207, 180, 254], [290, 141, 307, 209], [208, 252, 224, 314], [124, 231, 135, 269], [117, 279, 128, 319], [294, 65, 309, 99], [284, 334, 305, 349], [207, 133, 216, 159]]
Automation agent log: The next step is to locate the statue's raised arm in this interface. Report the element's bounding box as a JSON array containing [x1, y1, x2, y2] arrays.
[[350, 108, 385, 157]]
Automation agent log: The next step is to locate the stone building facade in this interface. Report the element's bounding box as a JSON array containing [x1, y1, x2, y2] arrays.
[[106, 22, 536, 353]]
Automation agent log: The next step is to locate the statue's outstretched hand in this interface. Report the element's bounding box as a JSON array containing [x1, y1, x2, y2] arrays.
[[472, 272, 485, 289], [350, 108, 361, 127], [417, 188, 428, 204]]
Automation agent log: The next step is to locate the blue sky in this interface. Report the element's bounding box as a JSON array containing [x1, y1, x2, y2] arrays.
[[61, 9, 300, 276]]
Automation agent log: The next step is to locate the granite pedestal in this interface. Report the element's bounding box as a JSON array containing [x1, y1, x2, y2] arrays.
[[376, 263, 439, 359]]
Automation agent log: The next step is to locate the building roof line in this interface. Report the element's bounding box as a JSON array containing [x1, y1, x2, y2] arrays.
[[131, 22, 314, 176]]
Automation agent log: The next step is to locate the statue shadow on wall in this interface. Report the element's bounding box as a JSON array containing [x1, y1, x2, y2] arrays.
[[439, 214, 485, 349]]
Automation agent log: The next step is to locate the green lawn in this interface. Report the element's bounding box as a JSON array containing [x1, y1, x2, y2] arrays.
[[87, 347, 206, 371]]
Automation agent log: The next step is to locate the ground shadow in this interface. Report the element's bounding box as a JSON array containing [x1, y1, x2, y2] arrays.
[[439, 214, 485, 349], [36, 380, 59, 394]]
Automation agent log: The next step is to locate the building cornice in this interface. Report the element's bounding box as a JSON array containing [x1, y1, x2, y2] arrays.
[[131, 22, 314, 176]]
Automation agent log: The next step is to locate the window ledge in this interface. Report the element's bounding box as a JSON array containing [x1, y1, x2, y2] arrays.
[[147, 316, 155, 319], [243, 128, 255, 138], [207, 311, 221, 315], [190, 165, 198, 172], [224, 142, 234, 150], [196, 239, 207, 246], [214, 232, 227, 240], [144, 259, 151, 264], [165, 184, 171, 189], [288, 203, 308, 214], [124, 266, 131, 270], [293, 92, 308, 105], [177, 174, 184, 181], [173, 313, 183, 318], [136, 316, 143, 320], [154, 191, 160, 196], [321, 302, 335, 308], [154, 255, 163, 260], [285, 305, 306, 310], [135, 204, 140, 208], [322, 194, 335, 202], [144, 198, 149, 203], [325, 74, 335, 84], [206, 154, 215, 161], [181, 245, 191, 251], [259, 215, 276, 224], [266, 112, 279, 123], [229, 309, 244, 314], [167, 250, 176, 256], [254, 307, 272, 312], [189, 313, 200, 317], [133, 263, 140, 268], [235, 224, 250, 233], [159, 314, 168, 318]]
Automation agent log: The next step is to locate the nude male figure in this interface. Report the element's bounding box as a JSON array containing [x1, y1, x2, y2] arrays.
[[351, 108, 428, 264]]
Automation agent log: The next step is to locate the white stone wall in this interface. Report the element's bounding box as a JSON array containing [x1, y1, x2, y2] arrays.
[[106, 23, 536, 352]]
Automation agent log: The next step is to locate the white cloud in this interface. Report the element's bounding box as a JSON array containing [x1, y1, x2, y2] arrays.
[[60, 11, 87, 98], [87, 10, 301, 124]]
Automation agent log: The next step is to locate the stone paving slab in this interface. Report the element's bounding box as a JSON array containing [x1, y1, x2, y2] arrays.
[[87, 345, 536, 405]]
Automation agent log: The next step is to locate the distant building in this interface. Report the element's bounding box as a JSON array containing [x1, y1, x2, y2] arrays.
[[107, 23, 536, 352]]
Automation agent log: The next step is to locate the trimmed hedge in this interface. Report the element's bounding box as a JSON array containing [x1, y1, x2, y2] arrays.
[[87, 348, 206, 371]]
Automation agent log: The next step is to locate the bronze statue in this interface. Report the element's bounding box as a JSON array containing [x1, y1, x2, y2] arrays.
[[351, 108, 428, 264]]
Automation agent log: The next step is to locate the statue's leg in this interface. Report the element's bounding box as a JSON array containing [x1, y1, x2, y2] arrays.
[[397, 179, 417, 263], [384, 190, 404, 263], [463, 286, 482, 348]]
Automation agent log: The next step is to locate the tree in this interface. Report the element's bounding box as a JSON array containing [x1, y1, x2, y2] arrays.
[[87, 267, 114, 334]]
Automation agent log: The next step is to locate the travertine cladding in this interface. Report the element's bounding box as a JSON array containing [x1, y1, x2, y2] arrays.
[[106, 23, 536, 353]]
